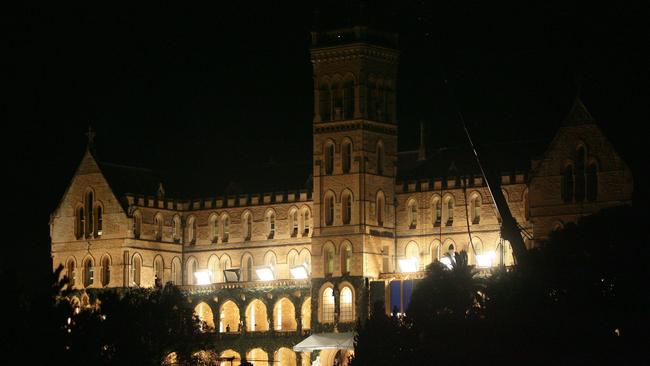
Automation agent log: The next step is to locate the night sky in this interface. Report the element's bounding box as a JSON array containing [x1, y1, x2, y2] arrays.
[[4, 2, 648, 290]]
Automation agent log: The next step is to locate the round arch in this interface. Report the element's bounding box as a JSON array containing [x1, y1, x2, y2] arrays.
[[318, 282, 335, 324], [219, 300, 240, 333], [338, 281, 356, 323], [301, 297, 312, 330], [275, 347, 297, 366], [247, 348, 268, 366], [194, 301, 215, 331], [246, 299, 269, 331], [219, 349, 241, 366], [273, 297, 297, 331]]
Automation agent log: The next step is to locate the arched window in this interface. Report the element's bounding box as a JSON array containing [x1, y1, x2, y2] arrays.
[[376, 191, 385, 226], [333, 80, 343, 120], [586, 162, 598, 202], [222, 215, 230, 242], [186, 258, 198, 285], [290, 209, 299, 237], [132, 255, 142, 287], [342, 191, 352, 225], [325, 192, 334, 226], [321, 287, 335, 323], [302, 209, 311, 236], [341, 243, 352, 274], [187, 216, 197, 245], [562, 165, 574, 203], [445, 196, 454, 226], [320, 82, 331, 121], [95, 205, 103, 236], [210, 214, 219, 243], [471, 194, 481, 224], [575, 146, 586, 202], [367, 78, 376, 120], [299, 249, 312, 274], [241, 255, 253, 282], [154, 213, 163, 241], [172, 215, 181, 243], [324, 244, 334, 276], [408, 199, 417, 229], [171, 257, 181, 285], [208, 255, 219, 284], [133, 211, 142, 239], [75, 206, 84, 239], [101, 256, 110, 287], [430, 240, 441, 263], [83, 258, 93, 288], [376, 141, 384, 175], [85, 191, 94, 237], [432, 196, 442, 226], [344, 79, 355, 119], [325, 141, 334, 175], [405, 241, 420, 270], [66, 258, 76, 287], [154, 256, 164, 286], [340, 286, 354, 322], [267, 211, 276, 239], [342, 139, 352, 174], [243, 212, 252, 241]]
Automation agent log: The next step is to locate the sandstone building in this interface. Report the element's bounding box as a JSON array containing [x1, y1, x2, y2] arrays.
[[49, 25, 634, 366]]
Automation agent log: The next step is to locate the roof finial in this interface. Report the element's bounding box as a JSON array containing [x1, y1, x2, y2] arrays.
[[85, 125, 96, 151], [418, 120, 427, 161]]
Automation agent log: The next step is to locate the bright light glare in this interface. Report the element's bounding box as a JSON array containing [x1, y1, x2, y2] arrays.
[[398, 258, 418, 273], [194, 270, 212, 285], [439, 257, 453, 269], [290, 265, 309, 279], [255, 266, 275, 281], [475, 251, 496, 268]]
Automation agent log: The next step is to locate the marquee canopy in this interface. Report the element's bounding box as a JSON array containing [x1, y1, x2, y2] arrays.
[[293, 332, 355, 352]]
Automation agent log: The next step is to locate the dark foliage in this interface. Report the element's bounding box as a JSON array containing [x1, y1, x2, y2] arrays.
[[352, 206, 649, 366]]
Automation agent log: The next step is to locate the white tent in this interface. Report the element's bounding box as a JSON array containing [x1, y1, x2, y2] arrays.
[[292, 332, 355, 352]]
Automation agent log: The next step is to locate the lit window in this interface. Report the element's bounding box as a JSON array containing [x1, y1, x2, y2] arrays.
[[342, 244, 352, 274], [268, 212, 275, 239], [342, 192, 352, 224], [325, 246, 334, 276], [408, 200, 417, 229], [322, 287, 335, 323], [83, 258, 93, 288], [340, 287, 353, 322]]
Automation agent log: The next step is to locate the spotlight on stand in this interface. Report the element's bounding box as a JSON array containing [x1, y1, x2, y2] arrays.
[[398, 258, 418, 273], [194, 270, 212, 285], [223, 268, 241, 283], [255, 266, 275, 281], [290, 265, 309, 279]]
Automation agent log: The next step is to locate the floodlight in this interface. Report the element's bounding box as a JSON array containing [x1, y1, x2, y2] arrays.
[[398, 258, 418, 273], [290, 265, 309, 279], [223, 268, 241, 283], [439, 256, 453, 269], [194, 270, 212, 285], [255, 266, 275, 281], [475, 251, 496, 268]]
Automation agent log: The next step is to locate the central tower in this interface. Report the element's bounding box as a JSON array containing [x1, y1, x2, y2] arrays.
[[310, 25, 399, 329]]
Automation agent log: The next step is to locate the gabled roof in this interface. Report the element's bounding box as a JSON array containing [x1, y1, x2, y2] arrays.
[[562, 97, 595, 126]]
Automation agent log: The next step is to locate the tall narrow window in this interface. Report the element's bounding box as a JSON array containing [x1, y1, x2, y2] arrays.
[[245, 257, 253, 282], [66, 259, 76, 287], [188, 217, 196, 244], [211, 215, 219, 243], [268, 212, 276, 239], [342, 244, 352, 274], [342, 192, 352, 225], [154, 257, 163, 286], [95, 205, 103, 236], [132, 256, 141, 287], [325, 194, 334, 226], [344, 79, 355, 119], [133, 212, 142, 239], [376, 192, 385, 227], [446, 198, 454, 226], [333, 82, 343, 120], [408, 200, 417, 229], [222, 216, 230, 242], [171, 258, 181, 285], [83, 258, 93, 288], [325, 246, 334, 276], [291, 211, 298, 237], [101, 257, 110, 287], [76, 207, 85, 239], [325, 143, 334, 175], [472, 196, 481, 224], [322, 287, 335, 323], [154, 214, 163, 241], [575, 147, 586, 202], [188, 259, 197, 285], [172, 216, 181, 242], [303, 210, 311, 236], [320, 84, 331, 121], [340, 287, 353, 322], [586, 163, 598, 202], [562, 165, 574, 203], [433, 197, 441, 226], [342, 141, 352, 174], [243, 213, 252, 241], [377, 143, 384, 175], [85, 191, 94, 237]]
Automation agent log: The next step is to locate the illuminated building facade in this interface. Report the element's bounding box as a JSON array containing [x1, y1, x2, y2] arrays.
[[49, 25, 633, 366]]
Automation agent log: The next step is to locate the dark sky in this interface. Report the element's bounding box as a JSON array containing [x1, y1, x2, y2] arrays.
[[3, 2, 648, 288]]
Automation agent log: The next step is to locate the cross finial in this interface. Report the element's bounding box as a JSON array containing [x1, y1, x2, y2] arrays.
[[85, 125, 96, 149]]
